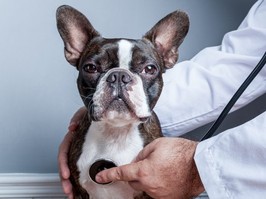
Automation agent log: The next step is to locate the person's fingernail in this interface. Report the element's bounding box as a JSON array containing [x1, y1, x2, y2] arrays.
[[68, 195, 74, 199], [62, 170, 68, 179], [95, 175, 103, 183]]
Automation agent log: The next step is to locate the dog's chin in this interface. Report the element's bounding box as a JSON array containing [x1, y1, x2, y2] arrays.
[[93, 99, 151, 125], [103, 99, 137, 125]]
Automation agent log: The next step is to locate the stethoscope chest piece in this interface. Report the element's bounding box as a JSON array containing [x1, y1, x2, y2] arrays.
[[89, 159, 117, 185]]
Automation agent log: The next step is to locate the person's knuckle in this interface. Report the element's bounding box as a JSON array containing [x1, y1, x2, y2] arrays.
[[111, 168, 123, 181], [136, 164, 148, 179]]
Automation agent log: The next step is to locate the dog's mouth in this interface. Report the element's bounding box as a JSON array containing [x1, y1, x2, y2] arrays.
[[91, 92, 150, 124], [103, 95, 138, 121], [108, 97, 130, 113]]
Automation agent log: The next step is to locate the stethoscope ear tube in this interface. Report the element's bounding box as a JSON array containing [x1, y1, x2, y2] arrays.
[[201, 52, 266, 141]]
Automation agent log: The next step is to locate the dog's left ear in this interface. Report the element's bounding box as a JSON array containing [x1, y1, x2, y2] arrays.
[[144, 11, 189, 69]]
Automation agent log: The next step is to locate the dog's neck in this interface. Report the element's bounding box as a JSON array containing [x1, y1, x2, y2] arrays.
[[89, 120, 141, 141]]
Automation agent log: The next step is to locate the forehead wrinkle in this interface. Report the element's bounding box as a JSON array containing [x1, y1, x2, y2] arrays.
[[82, 42, 118, 65], [118, 40, 134, 70], [130, 40, 161, 69]]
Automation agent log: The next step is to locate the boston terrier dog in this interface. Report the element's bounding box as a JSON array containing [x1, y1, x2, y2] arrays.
[[56, 5, 189, 199]]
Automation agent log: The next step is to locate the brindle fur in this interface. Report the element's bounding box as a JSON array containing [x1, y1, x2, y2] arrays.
[[68, 110, 162, 199]]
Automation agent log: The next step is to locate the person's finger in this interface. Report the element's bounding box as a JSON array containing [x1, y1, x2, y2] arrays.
[[62, 179, 73, 197], [68, 122, 79, 132], [58, 131, 74, 179], [134, 138, 160, 162], [59, 107, 87, 197], [68, 194, 74, 199], [68, 106, 87, 131], [95, 162, 143, 183], [61, 107, 87, 177]]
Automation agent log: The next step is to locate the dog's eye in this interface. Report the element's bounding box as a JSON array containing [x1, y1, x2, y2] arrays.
[[83, 64, 98, 73], [141, 65, 157, 75]]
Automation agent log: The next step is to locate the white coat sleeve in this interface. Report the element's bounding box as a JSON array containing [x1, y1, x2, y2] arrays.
[[195, 111, 266, 199], [154, 0, 266, 137]]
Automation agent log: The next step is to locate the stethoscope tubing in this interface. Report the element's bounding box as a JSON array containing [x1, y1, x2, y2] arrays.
[[201, 52, 266, 141]]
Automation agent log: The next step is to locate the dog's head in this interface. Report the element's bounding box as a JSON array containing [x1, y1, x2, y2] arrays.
[[57, 5, 189, 125]]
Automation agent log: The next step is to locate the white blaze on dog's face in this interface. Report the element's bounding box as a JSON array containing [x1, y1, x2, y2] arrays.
[[92, 40, 150, 125]]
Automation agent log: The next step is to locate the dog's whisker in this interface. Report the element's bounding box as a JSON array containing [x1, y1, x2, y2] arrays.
[[80, 94, 94, 101], [83, 87, 96, 91]]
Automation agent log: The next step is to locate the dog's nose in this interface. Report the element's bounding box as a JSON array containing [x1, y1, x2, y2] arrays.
[[106, 71, 132, 84]]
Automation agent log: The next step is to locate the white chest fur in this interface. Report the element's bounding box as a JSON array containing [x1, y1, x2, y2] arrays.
[[77, 121, 144, 199]]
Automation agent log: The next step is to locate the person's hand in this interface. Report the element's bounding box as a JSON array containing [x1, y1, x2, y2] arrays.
[[58, 107, 87, 199], [96, 137, 204, 199]]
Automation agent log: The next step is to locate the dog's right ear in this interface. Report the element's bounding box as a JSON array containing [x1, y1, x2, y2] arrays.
[[56, 5, 100, 67], [143, 11, 189, 69]]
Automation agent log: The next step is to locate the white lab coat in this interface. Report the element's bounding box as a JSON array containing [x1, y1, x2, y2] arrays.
[[155, 0, 266, 198]]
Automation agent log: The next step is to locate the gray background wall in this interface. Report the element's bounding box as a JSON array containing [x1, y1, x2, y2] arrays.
[[0, 0, 258, 173]]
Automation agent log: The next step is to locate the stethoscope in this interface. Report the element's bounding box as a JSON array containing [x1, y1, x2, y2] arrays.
[[89, 52, 266, 185]]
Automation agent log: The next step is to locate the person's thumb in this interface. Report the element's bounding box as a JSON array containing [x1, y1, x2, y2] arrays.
[[95, 162, 142, 183]]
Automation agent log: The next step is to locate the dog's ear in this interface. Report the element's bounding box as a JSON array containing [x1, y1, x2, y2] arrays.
[[143, 11, 189, 69], [56, 5, 100, 67]]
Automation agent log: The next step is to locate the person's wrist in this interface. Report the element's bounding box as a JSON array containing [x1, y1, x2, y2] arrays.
[[191, 142, 205, 197]]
